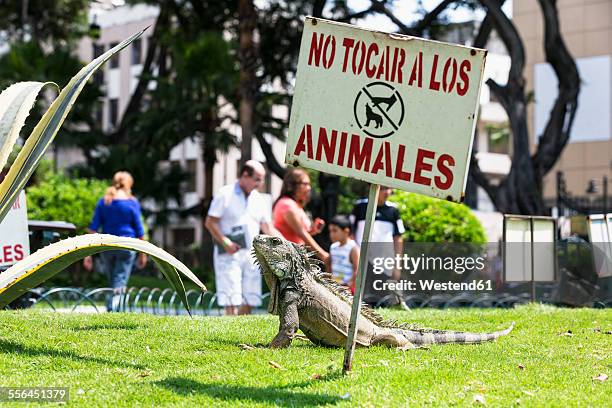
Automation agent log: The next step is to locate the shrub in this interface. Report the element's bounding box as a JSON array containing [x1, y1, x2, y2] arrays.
[[26, 173, 108, 234], [389, 190, 486, 243]]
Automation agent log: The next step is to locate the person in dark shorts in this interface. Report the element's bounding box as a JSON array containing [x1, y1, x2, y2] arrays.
[[352, 186, 405, 306]]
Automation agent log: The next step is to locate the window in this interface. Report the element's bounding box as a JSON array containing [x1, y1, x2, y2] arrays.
[[93, 43, 104, 59], [92, 44, 105, 85], [486, 124, 510, 155], [173, 228, 195, 247], [171, 227, 196, 266], [535, 56, 611, 142], [93, 70, 104, 86], [131, 38, 142, 65], [109, 98, 119, 128], [109, 42, 119, 68], [186, 159, 197, 192], [94, 104, 103, 128]]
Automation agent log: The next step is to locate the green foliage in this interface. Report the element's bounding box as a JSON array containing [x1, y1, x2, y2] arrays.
[[0, 306, 610, 406], [26, 173, 107, 234], [0, 40, 104, 152], [6, 147, 54, 187], [337, 177, 368, 215], [390, 191, 486, 243], [0, 0, 89, 44]]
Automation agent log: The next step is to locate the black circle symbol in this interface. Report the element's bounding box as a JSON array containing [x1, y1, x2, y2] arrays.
[[353, 82, 405, 139]]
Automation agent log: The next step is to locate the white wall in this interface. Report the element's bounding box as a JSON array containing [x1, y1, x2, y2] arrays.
[[535, 55, 611, 143]]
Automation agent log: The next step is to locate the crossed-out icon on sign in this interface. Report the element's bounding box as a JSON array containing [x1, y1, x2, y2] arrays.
[[353, 81, 405, 139]]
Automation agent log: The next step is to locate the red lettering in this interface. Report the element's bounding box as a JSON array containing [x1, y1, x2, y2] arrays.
[[337, 131, 348, 166], [414, 148, 435, 186], [315, 128, 337, 163], [435, 154, 456, 190], [322, 35, 336, 69], [341, 37, 355, 72], [308, 32, 324, 67], [442, 57, 458, 93], [370, 144, 385, 175], [293, 125, 308, 156], [384, 142, 392, 177], [13, 244, 23, 261], [347, 134, 373, 171], [370, 141, 393, 177], [365, 43, 379, 78], [306, 124, 313, 159], [3, 246, 12, 263], [408, 52, 422, 87], [394, 144, 411, 182], [457, 60, 471, 96], [352, 41, 366, 75], [375, 46, 387, 80], [393, 48, 405, 84], [429, 54, 441, 91]]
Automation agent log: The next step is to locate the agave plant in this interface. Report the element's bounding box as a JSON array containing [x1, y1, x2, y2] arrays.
[[0, 30, 206, 312]]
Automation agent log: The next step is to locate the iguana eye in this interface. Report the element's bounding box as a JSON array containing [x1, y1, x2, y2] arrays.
[[271, 237, 282, 245]]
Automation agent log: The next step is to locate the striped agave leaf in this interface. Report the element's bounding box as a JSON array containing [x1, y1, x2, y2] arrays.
[[0, 29, 145, 223], [0, 234, 207, 313], [0, 81, 58, 174]]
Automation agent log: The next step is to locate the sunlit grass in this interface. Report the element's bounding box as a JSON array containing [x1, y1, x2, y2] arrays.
[[0, 304, 609, 406]]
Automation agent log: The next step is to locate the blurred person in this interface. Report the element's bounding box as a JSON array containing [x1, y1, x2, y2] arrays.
[[352, 186, 405, 305], [273, 168, 328, 263], [328, 215, 359, 294], [83, 171, 147, 312], [205, 160, 280, 315]]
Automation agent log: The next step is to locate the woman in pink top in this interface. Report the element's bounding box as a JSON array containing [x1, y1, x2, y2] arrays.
[[273, 168, 329, 262]]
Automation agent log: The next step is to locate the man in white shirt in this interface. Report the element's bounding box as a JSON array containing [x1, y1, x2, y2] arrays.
[[205, 160, 280, 315]]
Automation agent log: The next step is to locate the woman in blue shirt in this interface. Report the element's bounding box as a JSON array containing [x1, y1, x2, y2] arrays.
[[83, 171, 147, 311]]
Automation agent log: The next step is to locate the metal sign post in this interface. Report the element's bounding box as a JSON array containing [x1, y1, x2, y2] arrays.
[[343, 183, 379, 373], [284, 17, 486, 373]]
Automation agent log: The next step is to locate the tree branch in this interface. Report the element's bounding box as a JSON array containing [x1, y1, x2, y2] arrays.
[[255, 132, 285, 178], [111, 3, 169, 143], [469, 149, 498, 201], [473, 10, 495, 48], [312, 0, 327, 18], [531, 0, 580, 177], [410, 0, 455, 37], [479, 0, 524, 86], [336, 6, 376, 23], [364, 0, 456, 37]]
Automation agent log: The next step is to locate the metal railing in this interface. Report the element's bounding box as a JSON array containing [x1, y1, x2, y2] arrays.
[[4, 287, 610, 314]]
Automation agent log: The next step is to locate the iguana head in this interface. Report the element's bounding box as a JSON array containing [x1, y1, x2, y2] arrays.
[[252, 234, 300, 280]]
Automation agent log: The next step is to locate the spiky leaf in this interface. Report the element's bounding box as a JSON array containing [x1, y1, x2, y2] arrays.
[[0, 234, 206, 313], [0, 29, 145, 222]]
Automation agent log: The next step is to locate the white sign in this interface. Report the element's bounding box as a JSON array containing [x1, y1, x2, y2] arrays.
[[587, 214, 612, 278], [532, 218, 556, 282], [286, 17, 486, 201], [504, 217, 531, 282], [504, 215, 556, 282], [0, 191, 30, 268]]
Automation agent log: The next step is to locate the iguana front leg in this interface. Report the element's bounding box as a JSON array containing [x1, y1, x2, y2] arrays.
[[269, 290, 300, 348]]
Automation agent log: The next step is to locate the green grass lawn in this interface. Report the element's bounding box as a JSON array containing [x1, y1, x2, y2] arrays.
[[0, 305, 610, 407]]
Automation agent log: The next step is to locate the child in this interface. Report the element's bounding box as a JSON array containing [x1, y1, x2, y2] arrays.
[[328, 215, 360, 294]]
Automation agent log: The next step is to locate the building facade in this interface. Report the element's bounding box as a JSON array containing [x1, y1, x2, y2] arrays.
[[64, 3, 522, 253], [514, 0, 612, 212], [73, 3, 284, 259]]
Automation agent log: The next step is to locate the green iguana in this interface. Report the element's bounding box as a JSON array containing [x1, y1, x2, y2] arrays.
[[252, 234, 514, 349]]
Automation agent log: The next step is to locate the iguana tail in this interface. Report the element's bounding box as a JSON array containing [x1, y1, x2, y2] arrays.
[[398, 323, 515, 345]]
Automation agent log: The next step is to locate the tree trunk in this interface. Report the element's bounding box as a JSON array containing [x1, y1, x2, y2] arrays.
[[238, 0, 258, 166], [200, 132, 217, 270], [365, 0, 579, 215], [471, 0, 579, 215]]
